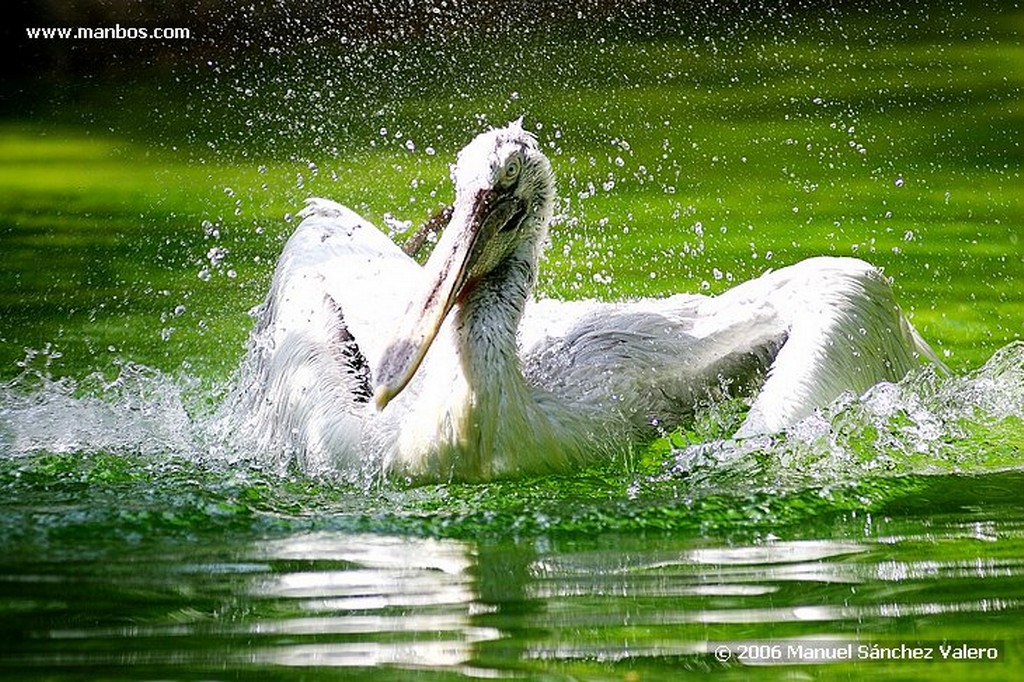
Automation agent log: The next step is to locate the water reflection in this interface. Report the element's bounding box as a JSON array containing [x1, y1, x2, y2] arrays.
[[506, 532, 1024, 668], [247, 532, 500, 672], [3, 519, 1024, 679], [236, 528, 1024, 671]]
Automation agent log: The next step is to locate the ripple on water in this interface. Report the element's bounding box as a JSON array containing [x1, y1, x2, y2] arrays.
[[2, 504, 1024, 677]]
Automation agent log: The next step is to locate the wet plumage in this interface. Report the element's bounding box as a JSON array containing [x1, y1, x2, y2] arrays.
[[220, 121, 942, 482]]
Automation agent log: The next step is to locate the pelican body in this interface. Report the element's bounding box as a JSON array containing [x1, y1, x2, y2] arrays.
[[223, 121, 942, 482]]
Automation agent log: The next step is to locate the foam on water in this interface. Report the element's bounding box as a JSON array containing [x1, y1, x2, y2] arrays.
[[0, 357, 204, 461], [668, 341, 1024, 492], [1, 343, 1023, 490]]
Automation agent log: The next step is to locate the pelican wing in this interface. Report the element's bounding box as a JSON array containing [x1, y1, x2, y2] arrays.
[[520, 257, 939, 438], [520, 292, 783, 436], [260, 198, 420, 371], [226, 198, 419, 473], [715, 257, 943, 436]]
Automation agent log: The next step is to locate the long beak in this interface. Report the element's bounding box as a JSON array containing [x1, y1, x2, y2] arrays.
[[373, 189, 521, 410]]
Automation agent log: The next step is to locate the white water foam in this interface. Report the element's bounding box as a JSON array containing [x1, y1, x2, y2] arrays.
[[2, 343, 1023, 485], [668, 341, 1024, 489], [0, 357, 204, 460]]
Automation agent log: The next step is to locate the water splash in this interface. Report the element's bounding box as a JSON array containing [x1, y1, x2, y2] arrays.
[[1, 344, 1022, 495], [665, 341, 1024, 493], [0, 355, 204, 461]]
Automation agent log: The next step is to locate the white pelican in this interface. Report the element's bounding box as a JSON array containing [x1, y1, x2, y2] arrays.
[[223, 121, 943, 482]]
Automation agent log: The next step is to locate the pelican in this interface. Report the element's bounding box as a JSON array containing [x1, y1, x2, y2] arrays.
[[222, 120, 943, 482]]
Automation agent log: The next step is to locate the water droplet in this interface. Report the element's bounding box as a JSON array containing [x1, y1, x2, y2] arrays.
[[206, 246, 226, 267], [382, 212, 412, 234]]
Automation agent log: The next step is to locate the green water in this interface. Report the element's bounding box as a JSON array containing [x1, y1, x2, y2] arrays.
[[2, 1, 1023, 679]]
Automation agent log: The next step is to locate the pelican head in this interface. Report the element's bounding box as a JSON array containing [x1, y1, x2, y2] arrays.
[[374, 120, 555, 409]]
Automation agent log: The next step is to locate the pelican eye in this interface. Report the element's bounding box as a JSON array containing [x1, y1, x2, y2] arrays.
[[501, 156, 522, 184]]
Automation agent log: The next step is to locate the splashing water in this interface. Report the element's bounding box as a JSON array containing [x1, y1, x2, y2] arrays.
[[664, 342, 1024, 497], [0, 353, 203, 461], [2, 343, 1022, 502]]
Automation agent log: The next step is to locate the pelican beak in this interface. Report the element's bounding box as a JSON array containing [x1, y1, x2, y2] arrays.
[[373, 188, 524, 410]]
